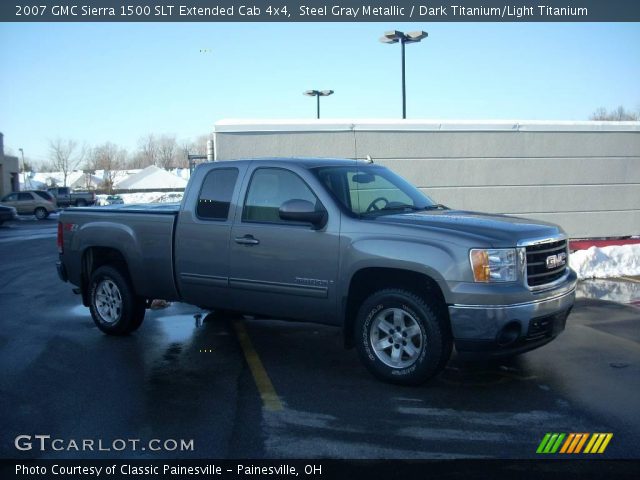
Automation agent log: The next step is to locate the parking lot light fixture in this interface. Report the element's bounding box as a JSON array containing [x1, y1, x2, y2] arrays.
[[379, 30, 428, 119], [304, 89, 334, 119]]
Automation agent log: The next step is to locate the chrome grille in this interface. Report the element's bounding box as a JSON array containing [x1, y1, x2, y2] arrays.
[[525, 239, 568, 287]]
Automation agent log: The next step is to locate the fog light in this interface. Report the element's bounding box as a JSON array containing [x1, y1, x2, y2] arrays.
[[496, 322, 521, 346]]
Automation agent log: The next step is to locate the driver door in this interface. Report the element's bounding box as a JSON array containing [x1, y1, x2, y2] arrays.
[[229, 166, 340, 324]]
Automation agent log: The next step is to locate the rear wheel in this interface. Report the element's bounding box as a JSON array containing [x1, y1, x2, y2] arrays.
[[89, 266, 146, 335], [355, 289, 452, 385], [34, 207, 48, 220]]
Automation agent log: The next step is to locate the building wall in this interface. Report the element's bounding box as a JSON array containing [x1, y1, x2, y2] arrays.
[[0, 133, 20, 198], [214, 120, 640, 239]]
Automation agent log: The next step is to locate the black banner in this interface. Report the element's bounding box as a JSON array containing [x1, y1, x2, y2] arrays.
[[2, 0, 640, 22], [2, 459, 640, 480]]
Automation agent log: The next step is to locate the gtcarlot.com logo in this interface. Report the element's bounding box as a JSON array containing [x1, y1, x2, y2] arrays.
[[536, 433, 613, 454]]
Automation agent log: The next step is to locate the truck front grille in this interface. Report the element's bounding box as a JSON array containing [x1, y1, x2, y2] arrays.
[[525, 239, 568, 287]]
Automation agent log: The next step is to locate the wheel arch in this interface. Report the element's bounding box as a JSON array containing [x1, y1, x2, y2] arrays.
[[343, 267, 450, 349], [80, 246, 135, 306]]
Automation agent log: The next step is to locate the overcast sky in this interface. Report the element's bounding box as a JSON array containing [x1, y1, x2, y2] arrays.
[[1, 22, 639, 164]]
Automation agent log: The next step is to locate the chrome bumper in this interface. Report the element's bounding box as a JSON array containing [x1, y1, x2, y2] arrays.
[[449, 284, 576, 355]]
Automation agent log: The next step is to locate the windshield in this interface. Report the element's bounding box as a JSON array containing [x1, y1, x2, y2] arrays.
[[313, 165, 436, 217]]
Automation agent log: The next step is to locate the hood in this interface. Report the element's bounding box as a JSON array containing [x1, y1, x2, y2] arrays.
[[372, 210, 564, 246]]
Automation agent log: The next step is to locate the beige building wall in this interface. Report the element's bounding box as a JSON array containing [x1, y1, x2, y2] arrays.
[[214, 120, 640, 239]]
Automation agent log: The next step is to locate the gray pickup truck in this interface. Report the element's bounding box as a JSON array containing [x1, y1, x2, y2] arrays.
[[48, 187, 97, 207], [56, 158, 576, 385]]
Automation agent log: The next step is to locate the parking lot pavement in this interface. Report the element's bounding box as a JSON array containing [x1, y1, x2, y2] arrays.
[[0, 216, 58, 243], [0, 229, 638, 460]]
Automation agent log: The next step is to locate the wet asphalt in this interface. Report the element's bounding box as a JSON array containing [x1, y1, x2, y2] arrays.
[[0, 217, 639, 460]]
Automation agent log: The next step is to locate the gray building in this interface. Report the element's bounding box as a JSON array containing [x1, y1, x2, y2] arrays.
[[213, 120, 640, 239], [0, 133, 20, 198]]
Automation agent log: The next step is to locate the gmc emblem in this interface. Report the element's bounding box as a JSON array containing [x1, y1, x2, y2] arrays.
[[546, 252, 567, 269]]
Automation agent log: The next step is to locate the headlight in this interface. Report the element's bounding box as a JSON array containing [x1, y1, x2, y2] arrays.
[[470, 248, 517, 282]]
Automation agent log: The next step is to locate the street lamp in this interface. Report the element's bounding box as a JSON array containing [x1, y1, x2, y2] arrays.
[[304, 90, 334, 119], [380, 30, 428, 119], [18, 148, 26, 188]]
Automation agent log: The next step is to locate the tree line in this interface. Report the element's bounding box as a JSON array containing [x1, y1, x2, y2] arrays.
[[33, 133, 210, 189]]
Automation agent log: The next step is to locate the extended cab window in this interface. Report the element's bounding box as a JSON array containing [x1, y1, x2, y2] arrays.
[[196, 168, 239, 220], [243, 168, 318, 224]]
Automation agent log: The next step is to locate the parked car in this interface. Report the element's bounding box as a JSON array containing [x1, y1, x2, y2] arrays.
[[47, 187, 96, 207], [0, 205, 18, 225], [56, 158, 576, 385], [105, 195, 124, 205], [1, 190, 58, 219]]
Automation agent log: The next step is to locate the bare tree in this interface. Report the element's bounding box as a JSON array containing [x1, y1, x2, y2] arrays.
[[133, 134, 157, 169], [49, 138, 85, 187], [156, 134, 179, 169], [590, 106, 640, 121], [90, 142, 126, 193]]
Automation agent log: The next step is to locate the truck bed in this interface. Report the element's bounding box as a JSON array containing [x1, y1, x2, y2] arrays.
[[59, 204, 181, 301]]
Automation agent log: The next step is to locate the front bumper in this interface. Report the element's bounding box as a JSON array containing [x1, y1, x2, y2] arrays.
[[448, 271, 577, 357]]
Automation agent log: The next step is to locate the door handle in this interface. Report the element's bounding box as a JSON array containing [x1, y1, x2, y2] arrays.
[[234, 235, 260, 246]]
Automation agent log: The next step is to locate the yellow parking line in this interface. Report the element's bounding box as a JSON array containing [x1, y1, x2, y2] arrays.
[[233, 319, 283, 411], [620, 276, 640, 284]]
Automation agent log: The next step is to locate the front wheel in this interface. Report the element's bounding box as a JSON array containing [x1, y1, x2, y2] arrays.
[[355, 289, 452, 385], [89, 266, 146, 335]]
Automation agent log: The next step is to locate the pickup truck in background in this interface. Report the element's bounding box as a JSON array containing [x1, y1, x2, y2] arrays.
[[56, 158, 577, 385], [48, 187, 96, 207]]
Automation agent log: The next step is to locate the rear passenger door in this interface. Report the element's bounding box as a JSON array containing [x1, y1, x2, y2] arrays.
[[16, 192, 35, 214], [174, 165, 245, 309], [228, 166, 340, 324]]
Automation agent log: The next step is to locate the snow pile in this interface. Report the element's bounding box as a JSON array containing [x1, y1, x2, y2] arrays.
[[116, 166, 187, 190], [570, 244, 640, 280], [119, 192, 165, 204]]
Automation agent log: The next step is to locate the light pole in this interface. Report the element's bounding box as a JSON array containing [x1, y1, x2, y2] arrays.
[[380, 30, 428, 119], [304, 90, 334, 119], [18, 148, 26, 188]]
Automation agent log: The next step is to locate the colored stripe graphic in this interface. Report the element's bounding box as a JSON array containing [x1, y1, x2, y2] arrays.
[[584, 433, 614, 454], [537, 433, 565, 453], [536, 433, 552, 453], [538, 433, 613, 454], [574, 433, 589, 453]]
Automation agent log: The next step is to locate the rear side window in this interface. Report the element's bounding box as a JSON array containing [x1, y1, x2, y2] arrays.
[[196, 168, 239, 220], [18, 193, 32, 201], [34, 191, 53, 201]]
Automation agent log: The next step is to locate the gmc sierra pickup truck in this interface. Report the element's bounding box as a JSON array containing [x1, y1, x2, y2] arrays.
[[56, 158, 577, 385], [48, 187, 96, 207]]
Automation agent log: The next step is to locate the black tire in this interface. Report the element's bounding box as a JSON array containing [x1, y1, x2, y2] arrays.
[[76, 199, 87, 207], [89, 265, 146, 335], [355, 289, 452, 385], [34, 207, 47, 220]]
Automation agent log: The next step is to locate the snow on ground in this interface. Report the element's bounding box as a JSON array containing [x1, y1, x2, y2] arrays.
[[576, 278, 640, 304], [570, 244, 640, 280], [119, 191, 184, 204]]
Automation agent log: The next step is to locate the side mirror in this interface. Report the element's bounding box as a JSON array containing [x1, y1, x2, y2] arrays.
[[279, 199, 327, 229]]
